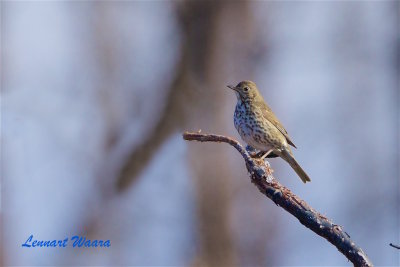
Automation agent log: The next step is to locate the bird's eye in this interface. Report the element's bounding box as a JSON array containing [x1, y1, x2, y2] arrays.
[[243, 86, 249, 92]]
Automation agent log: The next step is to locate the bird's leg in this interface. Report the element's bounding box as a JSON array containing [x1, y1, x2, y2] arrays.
[[246, 146, 279, 158], [254, 151, 266, 157], [260, 149, 274, 160]]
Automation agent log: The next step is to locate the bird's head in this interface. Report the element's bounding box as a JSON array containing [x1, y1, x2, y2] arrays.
[[227, 80, 261, 102]]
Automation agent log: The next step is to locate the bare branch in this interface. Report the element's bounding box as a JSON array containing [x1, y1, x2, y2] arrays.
[[183, 131, 373, 267], [390, 243, 400, 249]]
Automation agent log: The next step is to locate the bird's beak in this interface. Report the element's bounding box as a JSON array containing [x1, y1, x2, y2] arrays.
[[227, 85, 237, 91]]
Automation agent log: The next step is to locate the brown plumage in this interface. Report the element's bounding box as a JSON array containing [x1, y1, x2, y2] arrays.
[[227, 80, 311, 183]]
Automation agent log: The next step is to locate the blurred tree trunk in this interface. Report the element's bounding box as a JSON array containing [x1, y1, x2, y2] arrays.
[[182, 2, 236, 261], [175, 2, 238, 265], [113, 1, 274, 265]]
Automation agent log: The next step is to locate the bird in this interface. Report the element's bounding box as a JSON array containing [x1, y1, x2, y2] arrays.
[[227, 80, 311, 183]]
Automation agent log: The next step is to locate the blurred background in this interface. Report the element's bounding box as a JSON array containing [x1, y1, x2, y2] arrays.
[[2, 1, 399, 266]]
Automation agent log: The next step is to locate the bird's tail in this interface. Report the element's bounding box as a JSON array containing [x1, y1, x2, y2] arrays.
[[280, 149, 311, 183]]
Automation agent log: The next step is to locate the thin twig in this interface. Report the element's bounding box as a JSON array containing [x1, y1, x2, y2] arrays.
[[183, 131, 373, 267], [390, 243, 400, 249]]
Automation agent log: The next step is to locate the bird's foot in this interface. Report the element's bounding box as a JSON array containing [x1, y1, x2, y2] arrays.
[[246, 145, 276, 158], [251, 151, 266, 158], [246, 145, 281, 160]]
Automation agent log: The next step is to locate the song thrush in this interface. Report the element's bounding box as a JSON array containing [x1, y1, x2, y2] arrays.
[[227, 80, 311, 183]]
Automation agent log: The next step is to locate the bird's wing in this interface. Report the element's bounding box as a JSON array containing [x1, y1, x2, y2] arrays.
[[258, 101, 297, 148]]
